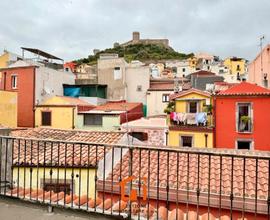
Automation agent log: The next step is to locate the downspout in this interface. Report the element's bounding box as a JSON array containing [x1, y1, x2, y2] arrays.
[[33, 68, 36, 128], [213, 96, 216, 148], [3, 72, 6, 90], [204, 134, 208, 148], [72, 107, 75, 129]]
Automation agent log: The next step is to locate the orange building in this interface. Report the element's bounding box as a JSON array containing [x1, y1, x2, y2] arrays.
[[214, 82, 270, 150]]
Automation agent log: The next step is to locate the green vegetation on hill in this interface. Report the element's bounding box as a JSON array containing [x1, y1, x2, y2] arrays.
[[75, 44, 194, 65]]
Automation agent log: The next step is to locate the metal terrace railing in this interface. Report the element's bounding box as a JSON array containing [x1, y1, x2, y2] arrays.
[[0, 136, 270, 220]]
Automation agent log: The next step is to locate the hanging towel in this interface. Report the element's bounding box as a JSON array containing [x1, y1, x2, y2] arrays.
[[186, 113, 196, 125], [195, 112, 207, 126]]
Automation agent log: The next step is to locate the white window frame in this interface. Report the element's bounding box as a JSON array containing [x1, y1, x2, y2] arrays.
[[162, 94, 170, 103], [11, 74, 18, 89], [235, 139, 254, 150], [236, 102, 253, 133]]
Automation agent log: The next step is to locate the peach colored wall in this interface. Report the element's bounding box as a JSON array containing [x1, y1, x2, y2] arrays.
[[248, 44, 270, 88]]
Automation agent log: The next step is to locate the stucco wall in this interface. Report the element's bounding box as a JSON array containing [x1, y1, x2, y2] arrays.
[[35, 66, 75, 105], [175, 93, 209, 113], [13, 167, 96, 198], [146, 90, 173, 116], [97, 58, 127, 100], [76, 114, 120, 131], [215, 96, 270, 150], [35, 106, 76, 129], [168, 130, 213, 148], [0, 91, 17, 127], [125, 65, 150, 104], [0, 52, 9, 68]]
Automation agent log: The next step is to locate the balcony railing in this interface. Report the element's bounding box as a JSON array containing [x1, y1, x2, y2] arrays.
[[170, 112, 212, 127], [0, 136, 270, 219]]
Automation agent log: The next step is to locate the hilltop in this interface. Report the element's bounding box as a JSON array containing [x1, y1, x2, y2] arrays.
[[75, 43, 194, 65]]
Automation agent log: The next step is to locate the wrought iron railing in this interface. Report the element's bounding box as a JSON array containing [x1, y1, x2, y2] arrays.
[[0, 136, 269, 220]]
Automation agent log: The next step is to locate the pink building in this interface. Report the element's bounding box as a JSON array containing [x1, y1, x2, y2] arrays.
[[248, 44, 270, 88]]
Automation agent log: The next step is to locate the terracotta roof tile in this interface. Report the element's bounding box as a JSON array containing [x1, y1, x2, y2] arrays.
[[10, 128, 125, 167], [217, 82, 270, 96], [170, 88, 211, 100], [92, 100, 142, 112], [5, 187, 261, 219], [104, 149, 270, 204]]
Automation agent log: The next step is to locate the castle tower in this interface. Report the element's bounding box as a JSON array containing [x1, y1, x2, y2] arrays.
[[132, 32, 140, 42]]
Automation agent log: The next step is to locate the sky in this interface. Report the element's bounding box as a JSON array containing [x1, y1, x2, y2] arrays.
[[0, 0, 269, 62]]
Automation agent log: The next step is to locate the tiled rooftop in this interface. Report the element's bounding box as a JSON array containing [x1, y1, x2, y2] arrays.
[[104, 149, 269, 203], [170, 88, 211, 100], [217, 82, 270, 96], [10, 128, 125, 167], [5, 187, 238, 220], [91, 100, 142, 112]]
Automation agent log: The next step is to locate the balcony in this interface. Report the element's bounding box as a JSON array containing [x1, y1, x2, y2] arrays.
[[0, 136, 269, 219], [169, 112, 213, 130]]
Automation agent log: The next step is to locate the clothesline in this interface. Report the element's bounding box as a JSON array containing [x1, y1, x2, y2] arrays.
[[170, 112, 207, 126]]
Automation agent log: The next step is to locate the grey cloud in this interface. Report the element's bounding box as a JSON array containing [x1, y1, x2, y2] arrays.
[[0, 0, 269, 61]]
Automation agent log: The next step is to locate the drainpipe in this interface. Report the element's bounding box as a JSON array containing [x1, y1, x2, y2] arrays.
[[72, 107, 75, 129], [165, 130, 169, 146], [213, 97, 216, 148], [204, 133, 208, 148]]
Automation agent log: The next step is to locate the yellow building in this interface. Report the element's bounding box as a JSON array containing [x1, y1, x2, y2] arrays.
[[188, 57, 197, 69], [0, 50, 21, 68], [0, 90, 17, 127], [35, 96, 94, 129], [224, 57, 246, 76], [168, 88, 213, 148], [10, 128, 125, 202]]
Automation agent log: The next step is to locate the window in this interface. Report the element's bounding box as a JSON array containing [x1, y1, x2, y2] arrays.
[[162, 94, 170, 103], [137, 85, 142, 91], [11, 75, 17, 89], [182, 68, 186, 72], [172, 67, 177, 73], [237, 103, 252, 132], [43, 179, 72, 195], [41, 111, 51, 126], [130, 132, 148, 141], [180, 136, 193, 147], [84, 114, 102, 126], [114, 67, 122, 80], [236, 65, 241, 71], [237, 140, 251, 150], [205, 60, 209, 64], [188, 101, 198, 113]]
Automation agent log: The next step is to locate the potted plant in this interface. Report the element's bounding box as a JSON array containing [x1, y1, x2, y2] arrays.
[[239, 116, 251, 131], [203, 104, 213, 115], [164, 102, 175, 125]]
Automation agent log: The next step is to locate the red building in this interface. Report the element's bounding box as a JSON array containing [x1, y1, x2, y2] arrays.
[[214, 82, 270, 150], [0, 48, 75, 128]]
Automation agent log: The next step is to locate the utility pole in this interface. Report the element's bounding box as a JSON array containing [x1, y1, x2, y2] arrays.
[[259, 35, 265, 81]]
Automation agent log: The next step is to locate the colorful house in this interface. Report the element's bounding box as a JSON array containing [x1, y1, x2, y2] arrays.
[[0, 50, 21, 68], [10, 128, 126, 201], [168, 88, 213, 148], [214, 82, 270, 150], [224, 57, 247, 81], [77, 100, 143, 131], [248, 44, 270, 88], [35, 96, 95, 129], [0, 54, 74, 128], [146, 78, 191, 116], [0, 90, 17, 128]]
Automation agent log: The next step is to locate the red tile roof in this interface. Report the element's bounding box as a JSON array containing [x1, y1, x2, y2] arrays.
[[217, 82, 270, 96], [102, 148, 269, 209], [10, 128, 125, 167], [6, 187, 261, 219], [190, 70, 216, 76], [148, 82, 191, 91], [170, 88, 211, 100], [92, 101, 142, 112]]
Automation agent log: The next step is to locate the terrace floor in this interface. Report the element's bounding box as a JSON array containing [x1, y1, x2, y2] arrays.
[[0, 197, 115, 220]]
